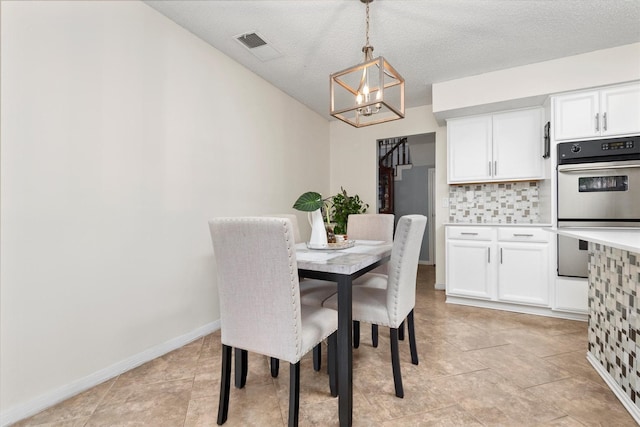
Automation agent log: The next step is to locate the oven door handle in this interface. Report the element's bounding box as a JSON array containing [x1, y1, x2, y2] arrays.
[[558, 162, 640, 173]]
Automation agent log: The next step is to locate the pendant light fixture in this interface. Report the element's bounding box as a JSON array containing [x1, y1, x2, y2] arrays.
[[330, 0, 405, 128]]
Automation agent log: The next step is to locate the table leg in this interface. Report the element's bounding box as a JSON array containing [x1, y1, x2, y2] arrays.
[[337, 276, 352, 427]]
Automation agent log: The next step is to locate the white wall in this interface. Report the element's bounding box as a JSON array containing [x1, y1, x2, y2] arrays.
[[408, 133, 436, 167], [0, 1, 329, 421]]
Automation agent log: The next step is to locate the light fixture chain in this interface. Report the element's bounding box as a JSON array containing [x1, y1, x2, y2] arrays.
[[365, 0, 370, 47]]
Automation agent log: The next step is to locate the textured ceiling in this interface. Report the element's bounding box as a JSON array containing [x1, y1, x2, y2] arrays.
[[144, 0, 640, 121]]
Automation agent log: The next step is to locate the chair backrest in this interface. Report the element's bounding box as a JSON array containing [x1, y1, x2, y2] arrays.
[[347, 213, 394, 274], [209, 217, 303, 363], [385, 215, 427, 327], [347, 214, 394, 242], [264, 213, 303, 243]]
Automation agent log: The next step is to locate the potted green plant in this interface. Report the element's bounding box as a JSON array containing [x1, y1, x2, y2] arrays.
[[329, 187, 368, 236]]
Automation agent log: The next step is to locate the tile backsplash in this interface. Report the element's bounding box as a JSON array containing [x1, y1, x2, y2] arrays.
[[588, 243, 640, 410], [449, 181, 540, 224]]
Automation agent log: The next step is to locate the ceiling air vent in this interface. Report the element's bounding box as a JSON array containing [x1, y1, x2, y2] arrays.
[[237, 33, 267, 49], [234, 31, 282, 62]]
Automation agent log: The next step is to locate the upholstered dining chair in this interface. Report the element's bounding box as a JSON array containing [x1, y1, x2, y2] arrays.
[[347, 214, 394, 275], [323, 214, 427, 398], [347, 214, 395, 348], [208, 217, 338, 426]]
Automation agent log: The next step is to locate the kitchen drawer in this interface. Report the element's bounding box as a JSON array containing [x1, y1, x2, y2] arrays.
[[447, 227, 494, 241], [497, 227, 549, 243]]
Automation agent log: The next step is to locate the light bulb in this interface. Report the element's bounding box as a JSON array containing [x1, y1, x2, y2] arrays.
[[356, 93, 363, 104]]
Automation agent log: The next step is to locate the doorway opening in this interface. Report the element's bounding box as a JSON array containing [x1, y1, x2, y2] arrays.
[[377, 133, 436, 265]]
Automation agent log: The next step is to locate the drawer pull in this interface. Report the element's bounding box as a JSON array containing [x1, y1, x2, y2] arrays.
[[513, 233, 534, 237], [488, 248, 491, 263], [461, 232, 479, 236]]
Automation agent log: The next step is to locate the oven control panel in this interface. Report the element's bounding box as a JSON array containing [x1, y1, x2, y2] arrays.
[[558, 136, 640, 163], [602, 140, 634, 151]]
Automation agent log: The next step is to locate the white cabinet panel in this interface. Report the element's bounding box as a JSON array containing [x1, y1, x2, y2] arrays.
[[447, 115, 492, 183], [601, 84, 640, 137], [554, 276, 589, 313], [447, 226, 494, 240], [493, 108, 543, 181], [498, 242, 549, 306], [447, 108, 544, 183], [554, 91, 600, 141], [497, 227, 550, 242], [553, 82, 640, 141], [446, 239, 494, 299], [446, 226, 552, 311]]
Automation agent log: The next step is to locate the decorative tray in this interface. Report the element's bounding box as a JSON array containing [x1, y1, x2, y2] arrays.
[[306, 240, 355, 250]]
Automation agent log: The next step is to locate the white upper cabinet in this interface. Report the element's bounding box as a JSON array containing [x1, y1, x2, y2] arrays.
[[601, 84, 640, 137], [447, 115, 492, 183], [554, 82, 640, 141], [492, 109, 543, 181], [447, 108, 544, 183]]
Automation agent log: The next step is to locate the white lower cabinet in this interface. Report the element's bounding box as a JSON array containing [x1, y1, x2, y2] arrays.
[[446, 226, 550, 309], [447, 239, 495, 299], [497, 241, 549, 305]]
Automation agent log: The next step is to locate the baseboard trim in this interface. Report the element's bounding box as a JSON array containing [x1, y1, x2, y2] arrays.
[[587, 352, 640, 424], [445, 296, 588, 322], [1, 320, 220, 427], [434, 283, 445, 290]]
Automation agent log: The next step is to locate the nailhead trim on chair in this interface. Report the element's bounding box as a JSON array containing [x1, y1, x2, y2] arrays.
[[389, 218, 410, 328], [283, 220, 302, 359]]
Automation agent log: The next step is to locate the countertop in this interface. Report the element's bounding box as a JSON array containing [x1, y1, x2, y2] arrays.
[[445, 223, 553, 228], [546, 227, 640, 253]]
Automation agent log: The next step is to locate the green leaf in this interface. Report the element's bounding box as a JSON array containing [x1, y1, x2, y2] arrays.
[[293, 191, 324, 212]]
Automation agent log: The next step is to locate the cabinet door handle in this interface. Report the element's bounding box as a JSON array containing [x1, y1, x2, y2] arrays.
[[595, 113, 599, 131], [603, 112, 607, 131], [500, 248, 503, 264], [494, 160, 497, 175], [488, 161, 492, 176], [513, 233, 534, 237], [488, 247, 491, 263], [461, 232, 478, 236]]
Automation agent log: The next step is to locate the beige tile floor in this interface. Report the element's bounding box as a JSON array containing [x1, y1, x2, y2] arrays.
[[14, 266, 638, 426]]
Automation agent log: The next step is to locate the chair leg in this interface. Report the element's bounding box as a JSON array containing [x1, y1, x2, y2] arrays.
[[389, 328, 404, 398], [217, 344, 232, 425], [270, 357, 280, 378], [288, 362, 300, 427], [398, 320, 405, 341], [234, 348, 247, 389], [371, 324, 379, 348], [407, 309, 419, 365], [353, 320, 360, 348], [328, 332, 338, 397], [313, 344, 321, 372]]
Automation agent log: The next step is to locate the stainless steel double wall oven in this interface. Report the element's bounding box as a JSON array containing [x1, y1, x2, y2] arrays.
[[557, 135, 640, 277]]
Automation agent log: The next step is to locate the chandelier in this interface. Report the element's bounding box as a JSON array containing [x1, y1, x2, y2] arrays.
[[330, 0, 405, 128]]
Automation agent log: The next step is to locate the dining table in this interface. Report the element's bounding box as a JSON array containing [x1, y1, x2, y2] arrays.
[[295, 240, 393, 427]]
